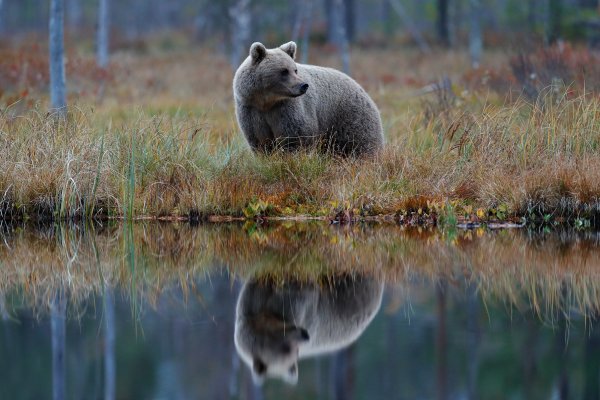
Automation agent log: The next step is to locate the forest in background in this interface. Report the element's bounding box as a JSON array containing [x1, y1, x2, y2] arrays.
[[1, 0, 600, 68]]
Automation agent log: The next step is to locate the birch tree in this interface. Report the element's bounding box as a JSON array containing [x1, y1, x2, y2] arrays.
[[97, 0, 110, 68], [0, 0, 4, 34], [469, 0, 482, 68], [51, 293, 67, 400], [528, 0, 537, 30], [104, 288, 116, 400], [50, 0, 67, 114], [324, 0, 336, 44], [229, 0, 251, 69], [437, 0, 450, 47], [291, 0, 303, 44], [381, 0, 392, 37], [344, 0, 355, 42], [290, 0, 313, 64], [334, 0, 351, 75], [300, 0, 313, 64], [548, 0, 563, 43]]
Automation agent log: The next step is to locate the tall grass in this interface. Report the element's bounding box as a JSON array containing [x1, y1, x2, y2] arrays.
[[0, 45, 599, 224], [1, 91, 599, 223]]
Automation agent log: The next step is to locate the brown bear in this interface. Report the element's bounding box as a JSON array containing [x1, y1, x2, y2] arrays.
[[233, 41, 384, 157]]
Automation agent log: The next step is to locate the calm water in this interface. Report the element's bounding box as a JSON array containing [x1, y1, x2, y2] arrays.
[[1, 222, 600, 400]]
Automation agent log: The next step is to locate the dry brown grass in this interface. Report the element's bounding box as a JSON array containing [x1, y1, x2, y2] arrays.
[[1, 43, 599, 224]]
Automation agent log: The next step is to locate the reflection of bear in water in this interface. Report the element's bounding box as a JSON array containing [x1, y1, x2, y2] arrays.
[[234, 275, 383, 384]]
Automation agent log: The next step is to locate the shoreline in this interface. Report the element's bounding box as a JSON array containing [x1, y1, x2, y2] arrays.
[[0, 210, 596, 230]]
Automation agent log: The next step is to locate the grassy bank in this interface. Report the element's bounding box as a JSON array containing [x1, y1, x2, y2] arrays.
[[1, 43, 599, 226]]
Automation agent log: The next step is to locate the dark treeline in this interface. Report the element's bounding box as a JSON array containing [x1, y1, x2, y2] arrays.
[[1, 0, 599, 47]]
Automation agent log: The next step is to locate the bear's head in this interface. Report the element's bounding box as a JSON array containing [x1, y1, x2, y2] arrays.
[[233, 41, 309, 110], [235, 319, 310, 386]]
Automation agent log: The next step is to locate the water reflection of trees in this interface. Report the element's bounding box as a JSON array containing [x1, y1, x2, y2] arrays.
[[2, 262, 600, 398]]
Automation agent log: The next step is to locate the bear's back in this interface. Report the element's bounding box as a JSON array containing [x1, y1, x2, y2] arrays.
[[299, 277, 383, 357], [235, 277, 383, 359], [296, 64, 384, 156]]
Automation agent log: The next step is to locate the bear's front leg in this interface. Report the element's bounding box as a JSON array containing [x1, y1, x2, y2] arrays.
[[236, 104, 276, 153], [266, 106, 318, 152]]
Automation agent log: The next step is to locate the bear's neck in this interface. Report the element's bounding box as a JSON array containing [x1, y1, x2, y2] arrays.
[[246, 93, 291, 112]]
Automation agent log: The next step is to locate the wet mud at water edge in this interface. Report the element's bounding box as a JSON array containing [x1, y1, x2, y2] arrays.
[[1, 222, 600, 399]]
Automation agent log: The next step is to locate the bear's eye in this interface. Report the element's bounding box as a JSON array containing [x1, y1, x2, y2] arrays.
[[294, 69, 298, 74], [280, 69, 289, 77]]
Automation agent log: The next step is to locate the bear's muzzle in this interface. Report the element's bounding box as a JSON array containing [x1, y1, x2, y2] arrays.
[[291, 83, 308, 97]]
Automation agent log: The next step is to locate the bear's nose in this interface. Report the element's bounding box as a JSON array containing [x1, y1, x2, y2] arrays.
[[300, 83, 309, 94]]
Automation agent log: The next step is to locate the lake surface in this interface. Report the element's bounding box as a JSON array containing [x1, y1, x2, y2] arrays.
[[1, 222, 600, 400]]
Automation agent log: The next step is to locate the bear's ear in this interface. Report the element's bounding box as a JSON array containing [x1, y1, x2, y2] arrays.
[[286, 326, 310, 342], [252, 357, 267, 385], [250, 42, 267, 64], [280, 41, 297, 60], [284, 363, 299, 385]]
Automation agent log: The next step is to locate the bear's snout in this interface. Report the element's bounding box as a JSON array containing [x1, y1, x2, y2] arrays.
[[290, 83, 309, 97]]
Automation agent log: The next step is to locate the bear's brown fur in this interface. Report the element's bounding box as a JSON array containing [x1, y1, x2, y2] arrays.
[[233, 41, 384, 157]]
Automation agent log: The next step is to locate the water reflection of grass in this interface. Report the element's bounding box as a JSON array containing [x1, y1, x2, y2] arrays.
[[1, 222, 600, 319]]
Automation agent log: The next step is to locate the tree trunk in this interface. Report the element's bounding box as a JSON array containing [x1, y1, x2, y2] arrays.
[[104, 288, 116, 400], [300, 0, 313, 64], [436, 283, 448, 400], [344, 0, 355, 42], [466, 284, 480, 400], [0, 0, 4, 34], [51, 293, 67, 400], [333, 347, 355, 400], [469, 0, 482, 68], [528, 0, 537, 30], [437, 0, 450, 47], [49, 0, 67, 114], [229, 0, 251, 69], [548, 0, 563, 43], [97, 0, 109, 68], [324, 0, 336, 44], [583, 322, 600, 400], [333, 0, 351, 75], [380, 0, 392, 37], [291, 0, 314, 64], [291, 0, 303, 44]]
